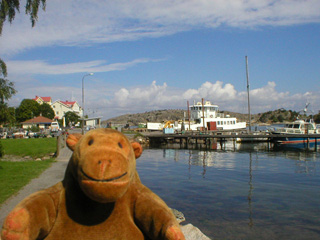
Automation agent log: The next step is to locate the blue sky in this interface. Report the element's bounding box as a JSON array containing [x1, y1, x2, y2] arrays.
[[1, 0, 320, 119]]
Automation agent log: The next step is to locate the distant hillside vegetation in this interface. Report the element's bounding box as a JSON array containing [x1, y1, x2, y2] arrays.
[[103, 109, 186, 126], [102, 108, 320, 126]]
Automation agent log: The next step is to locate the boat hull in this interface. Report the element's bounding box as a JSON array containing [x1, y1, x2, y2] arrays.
[[273, 136, 320, 149]]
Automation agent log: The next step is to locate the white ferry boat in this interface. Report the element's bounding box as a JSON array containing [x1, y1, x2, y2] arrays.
[[186, 101, 247, 131], [147, 101, 247, 131]]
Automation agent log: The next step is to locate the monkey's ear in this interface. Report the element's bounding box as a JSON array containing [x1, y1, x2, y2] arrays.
[[131, 142, 143, 159], [66, 133, 82, 151]]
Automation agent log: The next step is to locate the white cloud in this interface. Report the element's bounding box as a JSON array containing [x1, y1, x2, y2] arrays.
[[97, 81, 320, 118], [183, 81, 237, 101], [9, 79, 320, 119], [112, 81, 181, 110], [1, 0, 320, 55], [5, 58, 159, 75]]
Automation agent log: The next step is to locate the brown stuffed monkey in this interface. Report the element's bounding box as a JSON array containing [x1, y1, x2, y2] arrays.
[[1, 128, 185, 240]]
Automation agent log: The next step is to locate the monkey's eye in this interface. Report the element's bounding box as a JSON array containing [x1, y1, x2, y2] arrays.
[[88, 139, 94, 146], [118, 142, 123, 148]]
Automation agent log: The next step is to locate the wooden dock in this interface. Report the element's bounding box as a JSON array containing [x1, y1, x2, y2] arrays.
[[144, 132, 320, 151]]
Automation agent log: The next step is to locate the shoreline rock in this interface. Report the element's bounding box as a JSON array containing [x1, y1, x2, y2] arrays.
[[172, 208, 212, 239]]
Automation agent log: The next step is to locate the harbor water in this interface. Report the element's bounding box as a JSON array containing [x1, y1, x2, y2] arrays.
[[136, 143, 320, 240]]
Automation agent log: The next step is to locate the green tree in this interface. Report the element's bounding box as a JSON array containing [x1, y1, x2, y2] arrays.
[[259, 113, 268, 123], [0, 1, 46, 97], [314, 113, 320, 124], [278, 115, 284, 122], [7, 106, 15, 125], [15, 99, 40, 122], [0, 78, 16, 104], [0, 104, 15, 126], [0, 59, 17, 125], [39, 102, 54, 119], [64, 111, 80, 127], [0, 0, 46, 35], [1, 0, 46, 125], [289, 111, 299, 121], [271, 115, 279, 123]]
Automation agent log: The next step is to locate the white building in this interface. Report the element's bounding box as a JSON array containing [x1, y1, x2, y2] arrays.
[[51, 100, 83, 120], [82, 117, 102, 129], [33, 96, 52, 105]]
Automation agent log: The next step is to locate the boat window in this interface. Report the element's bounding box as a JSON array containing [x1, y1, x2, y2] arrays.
[[293, 124, 300, 128], [217, 121, 220, 125], [307, 124, 314, 130]]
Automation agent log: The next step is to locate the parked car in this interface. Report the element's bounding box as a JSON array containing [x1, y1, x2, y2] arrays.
[[50, 121, 60, 132]]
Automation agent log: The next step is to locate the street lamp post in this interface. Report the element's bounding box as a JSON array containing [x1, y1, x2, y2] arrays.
[[82, 73, 94, 134]]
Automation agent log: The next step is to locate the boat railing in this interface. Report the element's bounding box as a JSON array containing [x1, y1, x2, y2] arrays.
[[277, 128, 303, 134]]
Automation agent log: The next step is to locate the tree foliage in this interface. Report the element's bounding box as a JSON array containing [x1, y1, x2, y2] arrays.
[[0, 103, 15, 126], [15, 99, 40, 122], [39, 102, 54, 119], [0, 65, 16, 125], [0, 58, 7, 77], [0, 1, 46, 108], [314, 113, 320, 124], [0, 78, 16, 104], [0, 0, 46, 35], [64, 111, 80, 126]]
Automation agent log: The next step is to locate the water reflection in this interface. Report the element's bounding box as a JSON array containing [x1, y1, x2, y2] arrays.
[[140, 147, 320, 239], [161, 146, 319, 177], [248, 152, 254, 228]]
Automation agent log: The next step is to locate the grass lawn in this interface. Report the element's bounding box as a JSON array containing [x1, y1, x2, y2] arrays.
[[0, 160, 54, 205], [0, 138, 57, 205], [1, 138, 57, 157]]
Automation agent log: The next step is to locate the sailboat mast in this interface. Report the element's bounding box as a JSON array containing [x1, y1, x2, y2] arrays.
[[246, 56, 251, 133]]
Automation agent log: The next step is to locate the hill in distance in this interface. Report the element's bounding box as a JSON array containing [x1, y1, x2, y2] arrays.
[[102, 108, 317, 126]]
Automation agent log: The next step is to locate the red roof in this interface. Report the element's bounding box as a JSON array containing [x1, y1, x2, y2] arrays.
[[33, 96, 52, 102], [61, 101, 76, 107], [42, 97, 52, 102], [21, 116, 53, 124]]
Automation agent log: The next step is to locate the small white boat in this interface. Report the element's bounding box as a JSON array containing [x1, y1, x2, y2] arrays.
[[272, 119, 320, 135], [272, 119, 320, 148]]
